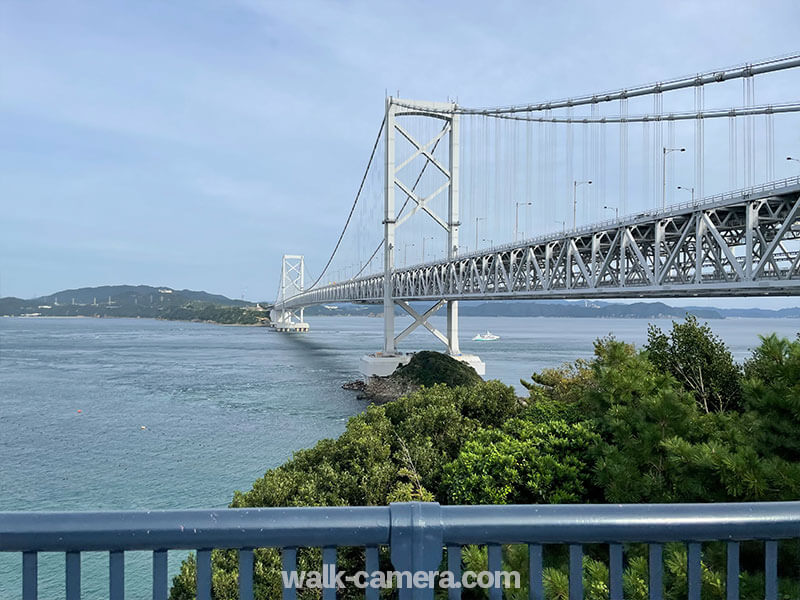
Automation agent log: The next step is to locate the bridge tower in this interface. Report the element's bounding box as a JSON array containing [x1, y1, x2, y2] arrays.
[[270, 254, 309, 332], [360, 97, 485, 377]]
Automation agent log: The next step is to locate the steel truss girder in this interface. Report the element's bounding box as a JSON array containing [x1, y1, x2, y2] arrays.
[[276, 185, 800, 310]]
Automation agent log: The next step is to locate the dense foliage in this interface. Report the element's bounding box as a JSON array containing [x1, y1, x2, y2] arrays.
[[393, 350, 485, 388], [159, 302, 264, 325], [644, 315, 743, 412], [170, 319, 800, 600]]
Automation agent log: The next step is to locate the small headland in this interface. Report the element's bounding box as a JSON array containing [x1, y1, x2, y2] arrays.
[[343, 350, 483, 403]]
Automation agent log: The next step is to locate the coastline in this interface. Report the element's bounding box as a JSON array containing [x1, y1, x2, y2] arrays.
[[1, 314, 269, 327]]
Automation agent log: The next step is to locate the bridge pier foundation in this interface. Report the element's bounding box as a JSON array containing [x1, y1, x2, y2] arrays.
[[359, 353, 412, 378], [455, 354, 486, 376], [272, 320, 309, 333], [269, 308, 309, 332], [359, 351, 485, 378]]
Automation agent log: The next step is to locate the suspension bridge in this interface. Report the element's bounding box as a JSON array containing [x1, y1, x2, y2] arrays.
[[270, 54, 800, 377]]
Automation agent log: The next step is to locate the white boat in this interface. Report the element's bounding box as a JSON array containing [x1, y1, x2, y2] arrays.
[[472, 331, 500, 341]]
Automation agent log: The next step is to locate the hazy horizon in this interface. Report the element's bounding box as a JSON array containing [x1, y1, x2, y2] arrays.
[[4, 281, 800, 311]]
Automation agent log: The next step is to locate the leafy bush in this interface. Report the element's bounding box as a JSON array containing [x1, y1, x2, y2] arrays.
[[744, 334, 800, 461], [392, 350, 483, 387], [645, 315, 743, 412], [443, 419, 600, 504]]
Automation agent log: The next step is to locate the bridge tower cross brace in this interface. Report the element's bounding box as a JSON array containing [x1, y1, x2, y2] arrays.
[[383, 98, 461, 357]]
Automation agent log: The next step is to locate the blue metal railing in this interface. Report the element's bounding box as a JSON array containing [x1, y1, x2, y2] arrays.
[[1, 501, 799, 600]]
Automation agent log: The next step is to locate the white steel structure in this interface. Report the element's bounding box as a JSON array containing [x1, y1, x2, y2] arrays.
[[362, 98, 483, 375], [270, 55, 800, 377], [270, 255, 309, 332], [380, 99, 472, 362], [275, 178, 800, 307]]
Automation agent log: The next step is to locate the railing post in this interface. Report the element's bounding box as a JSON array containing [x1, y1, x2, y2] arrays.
[[390, 502, 443, 600]]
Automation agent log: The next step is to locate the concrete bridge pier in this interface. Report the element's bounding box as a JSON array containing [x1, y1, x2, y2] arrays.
[[269, 307, 309, 332]]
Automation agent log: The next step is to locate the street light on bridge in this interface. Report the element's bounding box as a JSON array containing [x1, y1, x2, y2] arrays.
[[677, 185, 695, 202], [603, 205, 619, 219], [573, 180, 592, 229], [403, 243, 415, 267], [475, 217, 485, 250], [662, 147, 686, 210], [421, 236, 435, 262], [788, 156, 800, 165], [515, 202, 532, 242]]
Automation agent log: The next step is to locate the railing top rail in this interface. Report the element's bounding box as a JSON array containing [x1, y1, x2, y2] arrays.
[[0, 506, 391, 552], [441, 501, 800, 544], [2, 501, 799, 553]]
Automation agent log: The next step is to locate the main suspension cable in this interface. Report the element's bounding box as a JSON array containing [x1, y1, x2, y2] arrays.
[[305, 115, 386, 291]]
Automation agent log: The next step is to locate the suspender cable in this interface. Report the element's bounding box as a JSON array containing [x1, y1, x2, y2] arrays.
[[642, 119, 650, 208], [653, 92, 663, 209], [600, 113, 607, 218], [566, 106, 574, 233], [668, 118, 676, 207], [694, 83, 705, 200], [591, 113, 597, 223], [729, 115, 737, 190], [619, 98, 628, 216], [766, 110, 775, 180]]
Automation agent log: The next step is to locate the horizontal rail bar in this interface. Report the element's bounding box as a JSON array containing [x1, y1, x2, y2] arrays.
[[439, 502, 800, 544], [2, 502, 800, 553], [0, 506, 390, 552]]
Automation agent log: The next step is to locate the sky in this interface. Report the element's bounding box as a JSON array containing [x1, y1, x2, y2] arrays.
[[1, 0, 800, 307]]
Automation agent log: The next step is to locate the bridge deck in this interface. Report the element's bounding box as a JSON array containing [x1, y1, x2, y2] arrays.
[[276, 178, 800, 310]]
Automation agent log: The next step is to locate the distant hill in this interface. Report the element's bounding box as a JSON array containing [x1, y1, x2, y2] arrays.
[[21, 284, 251, 307], [681, 305, 800, 319], [4, 285, 799, 322], [0, 285, 265, 324]]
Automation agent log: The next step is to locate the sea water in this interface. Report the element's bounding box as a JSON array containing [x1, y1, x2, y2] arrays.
[[1, 315, 798, 597]]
